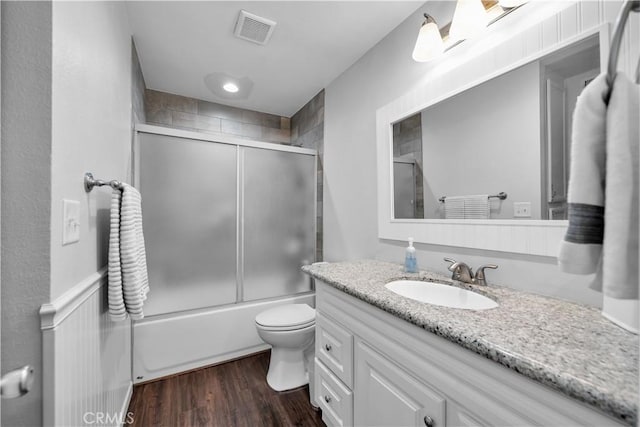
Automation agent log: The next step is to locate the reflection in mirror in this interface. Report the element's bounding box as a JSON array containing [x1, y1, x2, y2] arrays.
[[392, 34, 600, 221], [393, 113, 424, 219]]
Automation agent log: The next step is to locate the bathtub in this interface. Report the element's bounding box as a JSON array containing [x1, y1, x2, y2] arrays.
[[132, 293, 315, 383]]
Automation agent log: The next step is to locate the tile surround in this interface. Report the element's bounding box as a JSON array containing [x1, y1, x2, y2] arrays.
[[292, 90, 325, 261], [144, 89, 292, 145], [131, 41, 146, 124]]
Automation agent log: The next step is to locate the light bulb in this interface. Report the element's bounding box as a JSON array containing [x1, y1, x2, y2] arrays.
[[449, 0, 489, 42], [223, 82, 239, 93], [412, 16, 444, 62]]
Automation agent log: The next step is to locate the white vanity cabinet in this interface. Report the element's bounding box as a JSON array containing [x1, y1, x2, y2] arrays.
[[313, 280, 627, 427]]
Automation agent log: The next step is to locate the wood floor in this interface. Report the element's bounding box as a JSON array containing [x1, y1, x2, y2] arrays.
[[127, 351, 325, 427]]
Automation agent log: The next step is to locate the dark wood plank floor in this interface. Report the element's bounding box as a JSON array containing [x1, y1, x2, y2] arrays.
[[127, 351, 325, 427]]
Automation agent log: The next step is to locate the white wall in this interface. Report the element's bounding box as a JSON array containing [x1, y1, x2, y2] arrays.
[[421, 61, 541, 219], [44, 2, 134, 424], [324, 0, 637, 306], [51, 1, 133, 300], [324, 1, 450, 262]]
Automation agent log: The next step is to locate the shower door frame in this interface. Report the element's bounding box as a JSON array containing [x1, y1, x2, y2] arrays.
[[133, 123, 318, 316]]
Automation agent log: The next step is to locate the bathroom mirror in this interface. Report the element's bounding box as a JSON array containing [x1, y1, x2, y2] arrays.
[[392, 34, 600, 220], [377, 15, 610, 256]]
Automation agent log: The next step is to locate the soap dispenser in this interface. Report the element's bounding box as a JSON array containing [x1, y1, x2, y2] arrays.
[[404, 237, 418, 273]]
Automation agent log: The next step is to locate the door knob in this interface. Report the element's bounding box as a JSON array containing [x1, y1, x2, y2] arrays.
[[1, 365, 34, 399]]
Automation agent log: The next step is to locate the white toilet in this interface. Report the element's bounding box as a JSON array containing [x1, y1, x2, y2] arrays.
[[255, 303, 316, 392]]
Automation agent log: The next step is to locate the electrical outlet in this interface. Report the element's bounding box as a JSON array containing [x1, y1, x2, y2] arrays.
[[513, 202, 532, 218], [62, 199, 80, 245]]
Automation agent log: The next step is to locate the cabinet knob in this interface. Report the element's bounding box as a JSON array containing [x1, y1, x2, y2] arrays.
[[423, 415, 434, 427], [324, 343, 332, 352], [324, 395, 331, 403]]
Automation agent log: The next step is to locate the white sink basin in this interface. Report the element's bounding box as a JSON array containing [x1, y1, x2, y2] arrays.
[[385, 280, 498, 310]]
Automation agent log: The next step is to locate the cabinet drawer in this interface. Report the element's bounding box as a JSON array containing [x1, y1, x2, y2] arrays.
[[316, 313, 353, 388], [315, 358, 353, 427]]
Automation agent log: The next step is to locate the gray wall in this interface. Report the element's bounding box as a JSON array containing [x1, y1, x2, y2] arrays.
[[1, 2, 52, 425], [421, 61, 540, 219]]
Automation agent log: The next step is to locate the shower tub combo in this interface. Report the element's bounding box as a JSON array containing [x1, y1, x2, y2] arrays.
[[132, 125, 317, 383]]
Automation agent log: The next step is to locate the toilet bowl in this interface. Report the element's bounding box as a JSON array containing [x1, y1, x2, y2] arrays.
[[255, 304, 316, 392]]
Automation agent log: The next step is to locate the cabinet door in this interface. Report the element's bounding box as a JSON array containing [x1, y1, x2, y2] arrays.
[[354, 340, 445, 427]]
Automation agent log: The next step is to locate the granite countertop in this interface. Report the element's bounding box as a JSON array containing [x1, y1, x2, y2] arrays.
[[302, 259, 639, 425]]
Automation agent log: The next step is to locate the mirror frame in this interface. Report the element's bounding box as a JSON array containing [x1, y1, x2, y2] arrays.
[[377, 7, 610, 256]]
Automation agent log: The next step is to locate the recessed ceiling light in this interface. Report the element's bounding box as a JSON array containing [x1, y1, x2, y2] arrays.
[[204, 72, 253, 100], [223, 82, 239, 93]]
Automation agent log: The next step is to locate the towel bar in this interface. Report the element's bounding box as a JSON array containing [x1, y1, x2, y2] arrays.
[[84, 172, 124, 192], [438, 192, 507, 203]]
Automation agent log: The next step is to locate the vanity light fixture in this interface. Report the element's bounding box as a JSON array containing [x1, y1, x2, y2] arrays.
[[498, 0, 527, 8], [412, 14, 445, 62], [449, 0, 489, 42]]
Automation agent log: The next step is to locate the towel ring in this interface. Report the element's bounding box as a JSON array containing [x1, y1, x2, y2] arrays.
[[604, 0, 640, 104]]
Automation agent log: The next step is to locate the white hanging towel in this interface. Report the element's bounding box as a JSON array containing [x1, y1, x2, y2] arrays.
[[444, 195, 490, 219], [601, 73, 639, 299], [444, 196, 465, 219], [108, 183, 150, 321], [558, 72, 638, 300], [462, 195, 490, 219]]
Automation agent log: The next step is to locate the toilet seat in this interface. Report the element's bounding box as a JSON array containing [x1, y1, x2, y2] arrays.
[[255, 304, 316, 330], [256, 320, 315, 332]]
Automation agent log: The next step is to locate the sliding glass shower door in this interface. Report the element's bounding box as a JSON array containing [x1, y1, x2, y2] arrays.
[[137, 130, 316, 317], [138, 133, 238, 315], [242, 147, 316, 301]]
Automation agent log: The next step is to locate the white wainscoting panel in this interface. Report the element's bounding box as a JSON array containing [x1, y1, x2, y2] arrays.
[[377, 0, 638, 256], [40, 269, 132, 426]]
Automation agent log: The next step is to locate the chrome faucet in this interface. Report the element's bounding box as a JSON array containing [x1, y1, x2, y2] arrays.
[[444, 258, 474, 283], [444, 258, 498, 285]]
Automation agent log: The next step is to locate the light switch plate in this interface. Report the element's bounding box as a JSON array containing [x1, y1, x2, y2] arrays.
[[62, 199, 80, 245], [513, 202, 532, 218]]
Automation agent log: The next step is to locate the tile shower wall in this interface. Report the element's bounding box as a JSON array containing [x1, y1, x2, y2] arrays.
[[145, 89, 291, 144], [291, 90, 325, 261], [393, 113, 424, 218], [132, 40, 146, 124]]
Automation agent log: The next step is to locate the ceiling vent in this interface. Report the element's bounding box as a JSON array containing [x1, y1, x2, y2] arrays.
[[234, 10, 277, 45]]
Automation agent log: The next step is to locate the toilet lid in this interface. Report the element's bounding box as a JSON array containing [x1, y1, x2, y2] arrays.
[[255, 304, 316, 329]]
